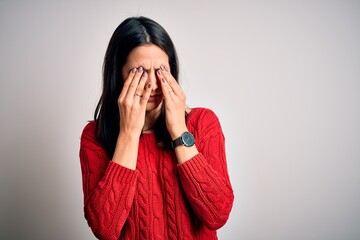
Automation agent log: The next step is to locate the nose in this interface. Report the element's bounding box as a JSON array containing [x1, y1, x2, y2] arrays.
[[146, 69, 159, 90]]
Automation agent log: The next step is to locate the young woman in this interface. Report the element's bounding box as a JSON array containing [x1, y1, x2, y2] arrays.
[[80, 16, 234, 240]]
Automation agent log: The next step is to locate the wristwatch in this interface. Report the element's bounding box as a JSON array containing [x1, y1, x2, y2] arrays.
[[171, 132, 195, 148]]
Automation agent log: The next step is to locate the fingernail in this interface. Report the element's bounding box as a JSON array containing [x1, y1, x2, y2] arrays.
[[162, 78, 165, 83], [138, 67, 143, 73], [160, 65, 165, 71], [131, 68, 137, 73], [148, 83, 151, 88], [157, 69, 162, 76], [142, 71, 147, 77], [164, 66, 169, 71]]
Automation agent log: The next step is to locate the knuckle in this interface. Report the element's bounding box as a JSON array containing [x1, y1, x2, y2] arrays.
[[118, 96, 124, 103]]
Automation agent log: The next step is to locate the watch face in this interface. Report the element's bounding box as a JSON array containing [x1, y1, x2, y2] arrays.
[[182, 132, 195, 147]]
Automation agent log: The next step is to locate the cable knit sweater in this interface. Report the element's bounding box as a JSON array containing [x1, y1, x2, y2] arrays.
[[79, 108, 234, 240]]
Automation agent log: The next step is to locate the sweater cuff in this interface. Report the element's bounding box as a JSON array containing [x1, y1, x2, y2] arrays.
[[105, 161, 138, 184], [177, 153, 208, 175]]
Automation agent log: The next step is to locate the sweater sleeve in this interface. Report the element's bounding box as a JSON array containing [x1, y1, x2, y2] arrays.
[[79, 122, 138, 240], [177, 109, 234, 230]]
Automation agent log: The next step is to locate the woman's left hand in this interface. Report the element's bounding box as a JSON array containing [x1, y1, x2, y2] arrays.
[[157, 66, 188, 140]]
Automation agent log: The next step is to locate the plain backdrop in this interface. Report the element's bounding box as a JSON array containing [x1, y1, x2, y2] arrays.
[[1, 0, 359, 239]]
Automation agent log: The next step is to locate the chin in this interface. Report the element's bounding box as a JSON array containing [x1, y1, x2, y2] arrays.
[[146, 100, 163, 112]]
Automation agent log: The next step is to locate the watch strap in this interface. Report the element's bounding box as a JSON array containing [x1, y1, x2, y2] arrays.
[[171, 137, 183, 148]]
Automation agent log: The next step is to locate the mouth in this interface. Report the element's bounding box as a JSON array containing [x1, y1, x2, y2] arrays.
[[148, 93, 163, 102]]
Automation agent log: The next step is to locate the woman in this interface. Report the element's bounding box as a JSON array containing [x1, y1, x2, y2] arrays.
[[80, 16, 234, 240]]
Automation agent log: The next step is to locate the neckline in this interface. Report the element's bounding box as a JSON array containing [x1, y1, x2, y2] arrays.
[[140, 108, 197, 135], [141, 131, 155, 135]]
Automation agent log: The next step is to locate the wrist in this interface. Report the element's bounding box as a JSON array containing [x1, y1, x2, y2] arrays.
[[113, 130, 140, 170], [117, 130, 140, 144], [170, 127, 188, 140]]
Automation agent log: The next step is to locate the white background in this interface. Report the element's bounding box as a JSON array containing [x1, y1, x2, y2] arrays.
[[1, 0, 359, 239]]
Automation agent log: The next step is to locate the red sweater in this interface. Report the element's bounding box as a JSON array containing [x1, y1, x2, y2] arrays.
[[79, 108, 234, 240]]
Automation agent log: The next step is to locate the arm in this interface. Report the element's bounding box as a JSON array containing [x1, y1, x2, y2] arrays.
[[80, 129, 138, 240], [157, 67, 234, 229], [177, 129, 234, 230], [80, 67, 152, 239]]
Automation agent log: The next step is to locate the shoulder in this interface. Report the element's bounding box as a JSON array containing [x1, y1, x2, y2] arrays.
[[80, 121, 104, 151], [188, 107, 221, 126], [187, 107, 223, 136]]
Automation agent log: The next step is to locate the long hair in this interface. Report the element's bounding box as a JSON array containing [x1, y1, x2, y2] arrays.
[[94, 16, 180, 158]]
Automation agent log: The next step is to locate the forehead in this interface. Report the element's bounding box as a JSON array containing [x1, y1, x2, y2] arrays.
[[125, 44, 169, 68]]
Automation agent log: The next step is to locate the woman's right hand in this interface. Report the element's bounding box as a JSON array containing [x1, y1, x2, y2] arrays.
[[118, 67, 152, 137], [112, 67, 152, 169]]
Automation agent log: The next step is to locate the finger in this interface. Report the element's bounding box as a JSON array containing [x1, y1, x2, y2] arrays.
[[157, 69, 174, 102], [119, 67, 137, 99], [140, 82, 153, 105], [159, 66, 182, 95], [126, 66, 144, 97], [135, 71, 148, 98]]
